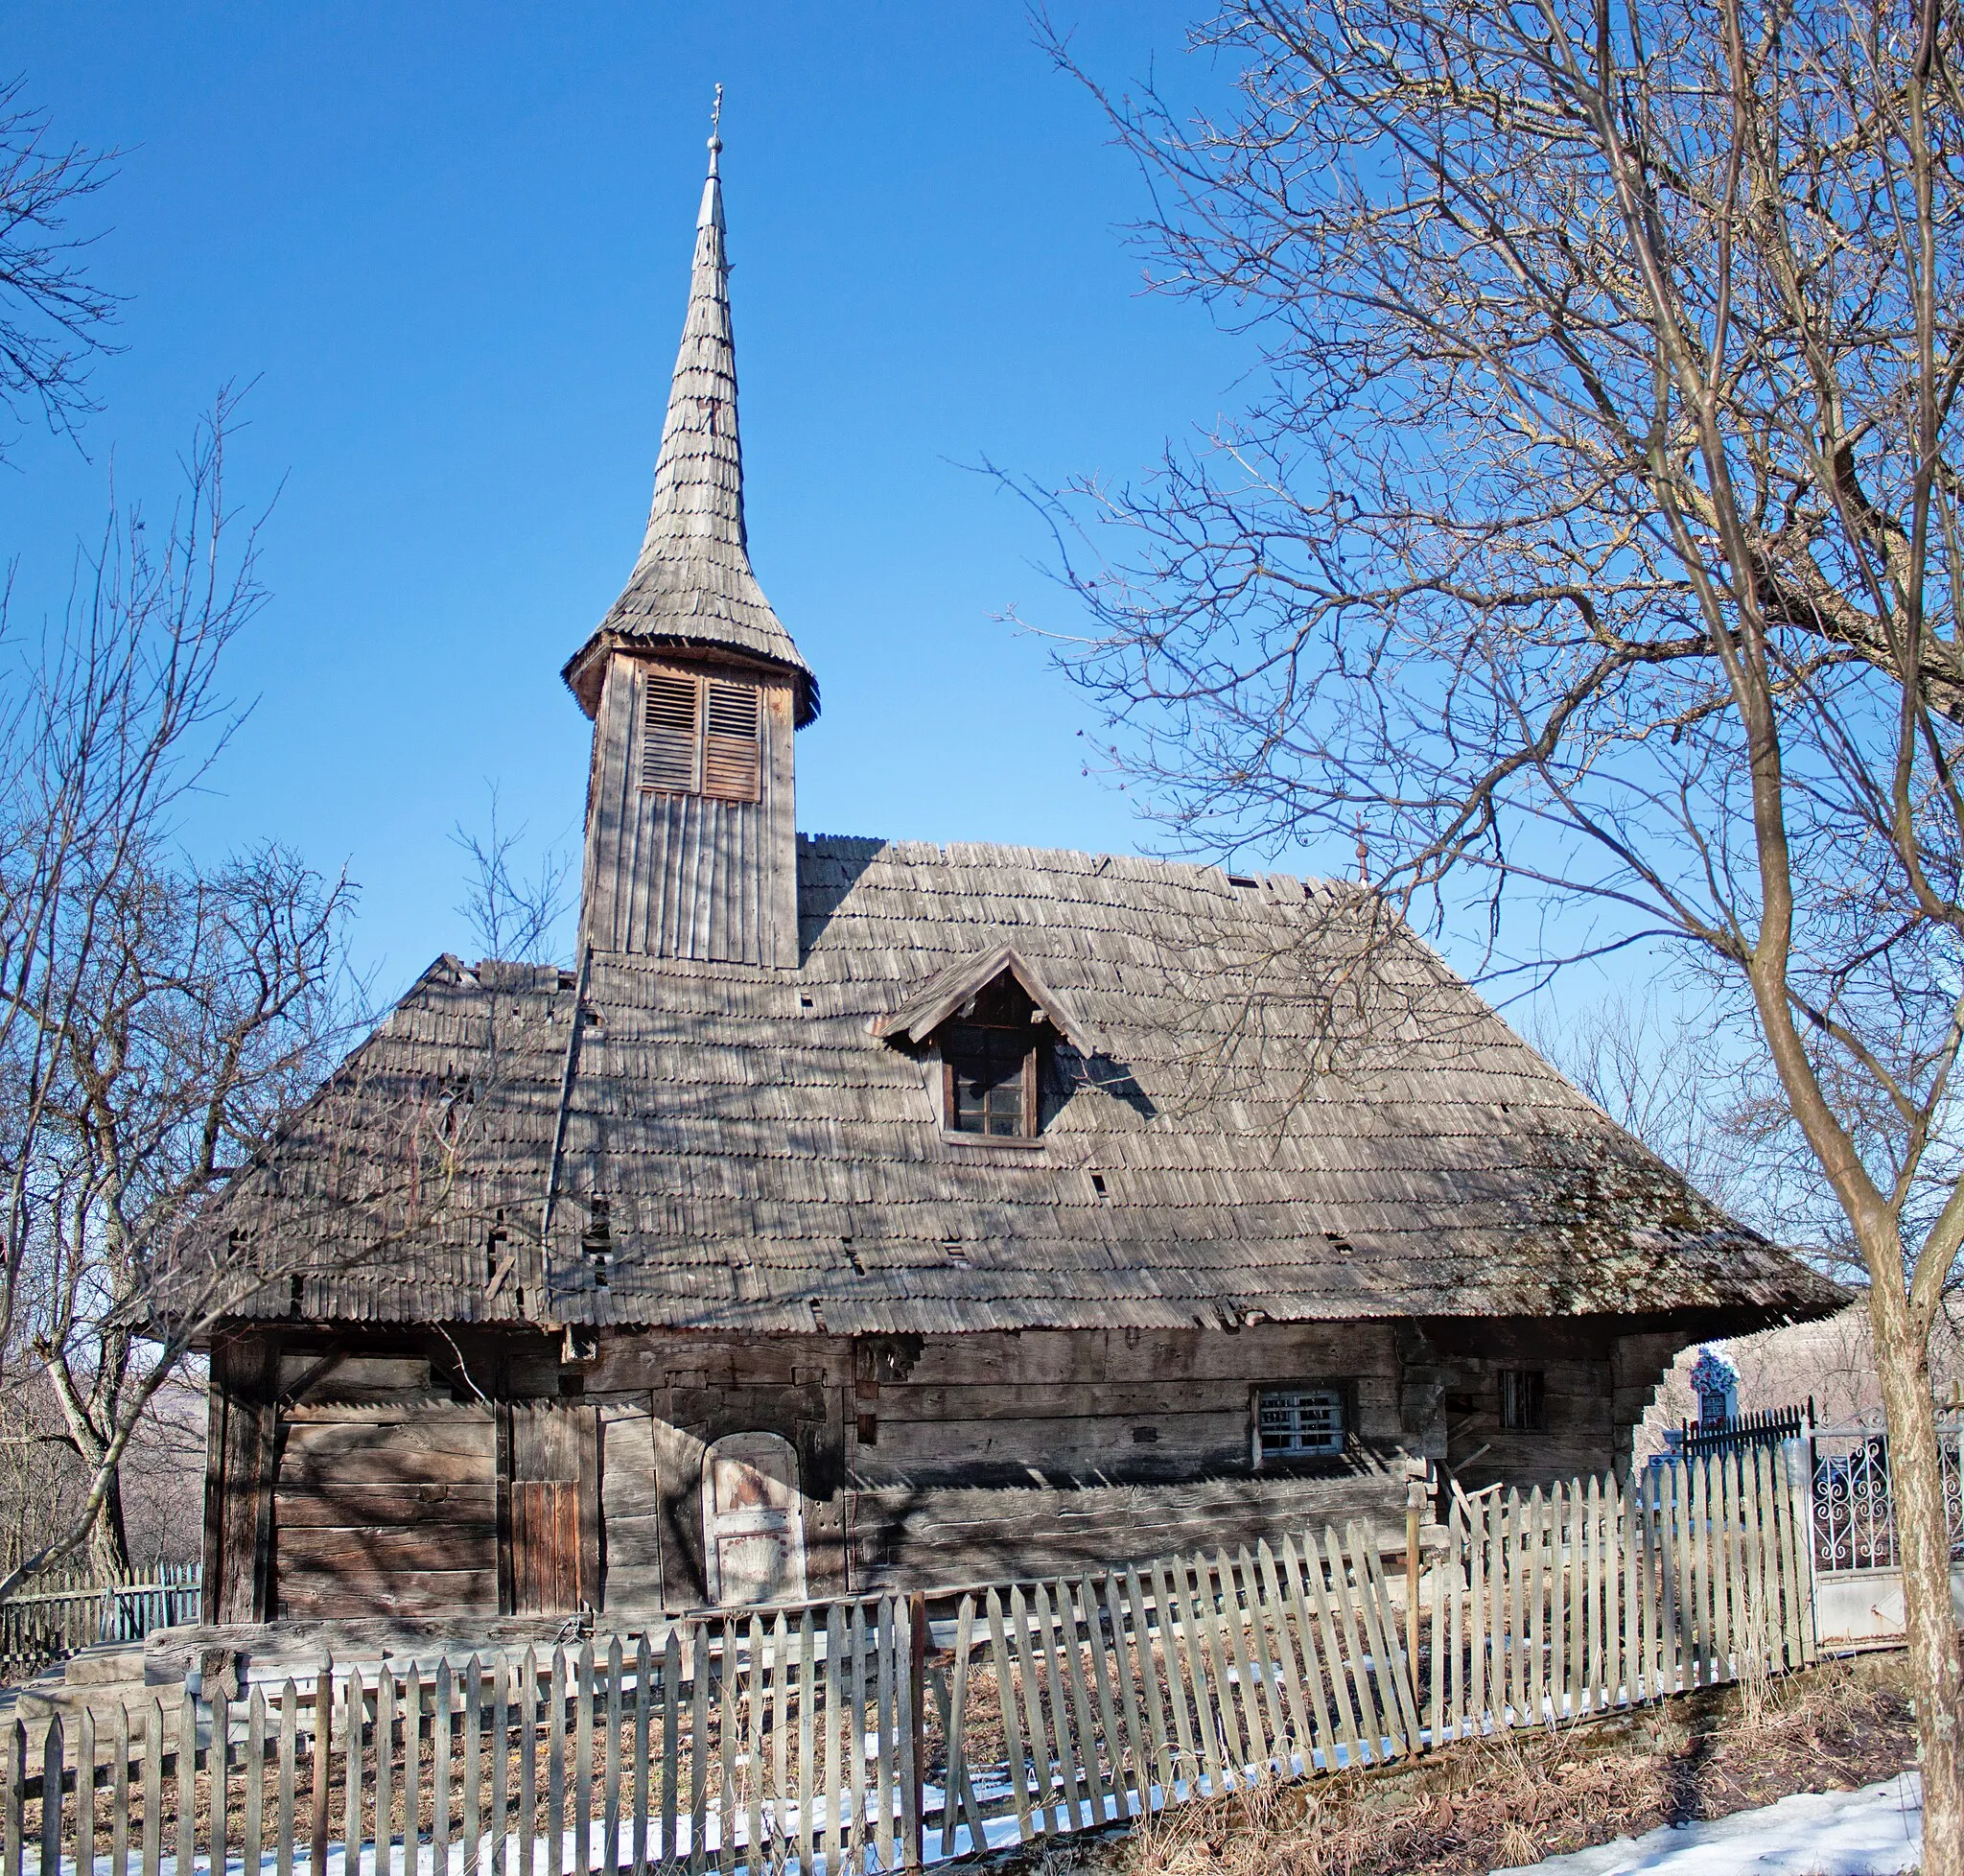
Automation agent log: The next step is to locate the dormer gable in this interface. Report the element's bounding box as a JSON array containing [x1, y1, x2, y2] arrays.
[[874, 944, 1103, 1052], [875, 945, 1104, 1142]]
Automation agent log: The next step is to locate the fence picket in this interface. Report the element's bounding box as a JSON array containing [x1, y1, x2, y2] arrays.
[[1463, 1496, 1485, 1734], [742, 1616, 764, 1875], [490, 1659, 511, 1876], [275, 1684, 297, 1876], [1321, 1528, 1378, 1760], [687, 1624, 710, 1876], [376, 1670, 396, 1876], [575, 1642, 595, 1876], [140, 1697, 163, 1876], [5, 1718, 22, 1876], [40, 1714, 62, 1876], [1677, 1460, 1699, 1689], [1080, 1576, 1127, 1819], [462, 1658, 484, 1876], [239, 1686, 264, 1876], [981, 1589, 1031, 1846], [1290, 1534, 1354, 1769], [1187, 1554, 1241, 1784], [1714, 1459, 1736, 1679], [1027, 1582, 1076, 1830], [877, 1598, 900, 1873], [1779, 1442, 1817, 1664], [1204, 1556, 1257, 1780], [1229, 1550, 1284, 1773], [1372, 1531, 1425, 1751], [176, 1686, 199, 1876], [1254, 1541, 1312, 1770], [1350, 1527, 1417, 1756], [1170, 1557, 1227, 1795], [714, 1620, 737, 1876], [1544, 1488, 1565, 1721], [943, 1596, 978, 1852], [821, 1605, 848, 1868], [1567, 1482, 1586, 1716], [1098, 1574, 1149, 1815], [662, 1629, 683, 1873], [602, 1640, 621, 1876], [110, 1706, 130, 1876], [1121, 1569, 1175, 1799], [1141, 1561, 1196, 1794], [1744, 1444, 1775, 1671], [80, 1704, 99, 1876], [634, 1636, 654, 1876]]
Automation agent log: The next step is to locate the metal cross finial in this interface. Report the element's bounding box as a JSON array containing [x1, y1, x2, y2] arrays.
[[710, 83, 723, 145]]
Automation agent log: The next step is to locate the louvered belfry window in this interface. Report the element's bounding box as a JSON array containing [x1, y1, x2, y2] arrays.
[[639, 671, 761, 803], [703, 681, 761, 800]]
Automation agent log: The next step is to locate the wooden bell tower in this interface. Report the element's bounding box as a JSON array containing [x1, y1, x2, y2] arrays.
[[562, 125, 816, 970]]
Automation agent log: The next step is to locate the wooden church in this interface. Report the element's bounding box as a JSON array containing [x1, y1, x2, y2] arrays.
[[191, 134, 1842, 1629]]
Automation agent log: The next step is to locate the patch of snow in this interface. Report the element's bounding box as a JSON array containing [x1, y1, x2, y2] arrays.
[[1490, 1771, 1922, 1876]]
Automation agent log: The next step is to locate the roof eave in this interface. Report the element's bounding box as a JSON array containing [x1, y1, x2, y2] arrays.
[[560, 628, 820, 725]]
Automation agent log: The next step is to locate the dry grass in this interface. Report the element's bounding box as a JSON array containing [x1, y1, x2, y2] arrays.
[[992, 1651, 1917, 1876]]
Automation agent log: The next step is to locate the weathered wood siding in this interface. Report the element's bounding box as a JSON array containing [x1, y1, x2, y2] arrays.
[[581, 651, 798, 966], [273, 1403, 497, 1618], [578, 1324, 1414, 1606], [1416, 1318, 1672, 1488], [202, 1335, 276, 1625], [204, 1314, 1679, 1623], [846, 1325, 1404, 1488]]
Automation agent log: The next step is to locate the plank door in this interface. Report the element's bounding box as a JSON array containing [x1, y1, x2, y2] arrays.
[[273, 1402, 498, 1618], [503, 1401, 599, 1614], [702, 1430, 807, 1606]]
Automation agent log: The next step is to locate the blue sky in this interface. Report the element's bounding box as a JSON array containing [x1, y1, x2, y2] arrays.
[[1, 4, 1286, 999]]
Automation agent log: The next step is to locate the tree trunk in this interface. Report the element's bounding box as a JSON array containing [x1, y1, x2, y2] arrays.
[[1870, 1273, 1964, 1876], [85, 1464, 130, 1582]]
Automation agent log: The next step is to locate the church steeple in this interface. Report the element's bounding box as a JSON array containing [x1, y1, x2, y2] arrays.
[[562, 113, 816, 724], [570, 109, 809, 970]]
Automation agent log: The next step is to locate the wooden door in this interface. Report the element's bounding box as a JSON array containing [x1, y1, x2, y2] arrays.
[[272, 1402, 498, 1618], [503, 1402, 598, 1614], [702, 1431, 807, 1606]]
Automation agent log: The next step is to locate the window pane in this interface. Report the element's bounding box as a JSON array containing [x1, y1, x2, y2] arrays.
[[1257, 1388, 1344, 1457], [948, 1025, 1031, 1135], [1499, 1370, 1547, 1431]]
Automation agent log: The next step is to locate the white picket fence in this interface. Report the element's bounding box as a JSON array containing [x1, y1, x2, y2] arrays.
[[0, 1446, 1814, 1876]]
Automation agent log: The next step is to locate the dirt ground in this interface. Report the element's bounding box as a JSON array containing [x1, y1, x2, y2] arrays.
[[986, 1649, 1920, 1876]]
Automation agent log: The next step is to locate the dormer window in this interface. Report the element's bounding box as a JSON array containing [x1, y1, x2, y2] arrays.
[[875, 942, 1107, 1147], [944, 976, 1040, 1137], [640, 671, 761, 802]]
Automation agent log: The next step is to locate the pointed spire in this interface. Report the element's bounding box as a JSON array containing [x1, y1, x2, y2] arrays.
[[564, 102, 817, 723]]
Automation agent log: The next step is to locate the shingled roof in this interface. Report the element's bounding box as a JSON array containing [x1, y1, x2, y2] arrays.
[[561, 133, 818, 724], [204, 837, 1845, 1336]]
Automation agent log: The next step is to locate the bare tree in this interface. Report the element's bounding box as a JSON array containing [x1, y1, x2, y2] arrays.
[[451, 786, 572, 967], [0, 399, 358, 1590], [0, 76, 118, 453], [1035, 0, 1964, 1861]]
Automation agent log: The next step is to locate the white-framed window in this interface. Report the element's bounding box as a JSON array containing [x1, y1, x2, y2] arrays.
[[1256, 1387, 1346, 1460]]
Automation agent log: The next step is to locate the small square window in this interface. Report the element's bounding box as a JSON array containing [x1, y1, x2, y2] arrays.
[[1499, 1370, 1546, 1431], [1257, 1387, 1345, 1459]]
